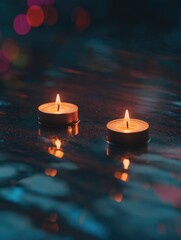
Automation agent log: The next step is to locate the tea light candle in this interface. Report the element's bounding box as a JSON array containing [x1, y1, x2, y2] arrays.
[[106, 110, 149, 145], [38, 94, 79, 127]]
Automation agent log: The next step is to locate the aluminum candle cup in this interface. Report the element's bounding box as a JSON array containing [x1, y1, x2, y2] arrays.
[[37, 94, 79, 127], [106, 110, 149, 146]]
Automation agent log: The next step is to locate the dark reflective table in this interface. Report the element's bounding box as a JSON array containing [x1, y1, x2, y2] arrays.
[[0, 34, 181, 240]]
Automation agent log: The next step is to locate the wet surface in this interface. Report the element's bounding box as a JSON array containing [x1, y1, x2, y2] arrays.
[[0, 36, 181, 240]]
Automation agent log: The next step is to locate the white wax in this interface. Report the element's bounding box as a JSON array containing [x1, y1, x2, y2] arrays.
[[107, 119, 149, 133], [38, 102, 78, 114]]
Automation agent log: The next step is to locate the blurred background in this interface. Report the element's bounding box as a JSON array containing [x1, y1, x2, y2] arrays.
[[0, 0, 180, 76]]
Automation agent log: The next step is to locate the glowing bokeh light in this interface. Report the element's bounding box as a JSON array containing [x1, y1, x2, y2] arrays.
[[13, 14, 31, 35], [43, 5, 58, 26], [0, 51, 10, 72], [74, 7, 91, 31], [2, 39, 20, 62], [27, 5, 45, 27]]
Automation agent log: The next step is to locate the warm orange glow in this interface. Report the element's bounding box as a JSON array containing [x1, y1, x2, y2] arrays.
[[48, 138, 64, 158], [54, 150, 64, 158], [114, 171, 129, 182], [124, 109, 130, 128], [45, 168, 57, 177], [123, 158, 130, 170], [67, 126, 73, 135], [55, 139, 61, 149], [114, 171, 122, 179], [67, 125, 79, 135], [121, 173, 129, 182], [55, 94, 61, 104], [48, 147, 64, 158], [114, 193, 123, 202]]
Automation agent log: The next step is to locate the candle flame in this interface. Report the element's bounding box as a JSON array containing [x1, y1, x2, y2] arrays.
[[55, 139, 61, 149], [123, 158, 130, 170], [56, 94, 61, 112], [124, 109, 130, 128], [56, 94, 61, 104]]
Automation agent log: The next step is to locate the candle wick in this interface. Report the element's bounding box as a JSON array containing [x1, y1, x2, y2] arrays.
[[57, 104, 60, 112], [126, 121, 129, 129]]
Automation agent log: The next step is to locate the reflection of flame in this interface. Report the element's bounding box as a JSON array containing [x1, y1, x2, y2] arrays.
[[114, 171, 129, 182], [114, 193, 123, 203], [123, 158, 130, 170], [67, 125, 79, 135], [114, 171, 122, 179], [38, 128, 41, 136], [55, 139, 61, 149], [42, 213, 59, 233], [54, 149, 64, 158], [48, 137, 64, 159], [106, 147, 109, 156], [124, 109, 130, 128], [45, 168, 57, 177], [121, 173, 128, 182]]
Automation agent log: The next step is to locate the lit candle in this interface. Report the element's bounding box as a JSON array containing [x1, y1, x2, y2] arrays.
[[106, 110, 149, 145], [38, 94, 79, 127]]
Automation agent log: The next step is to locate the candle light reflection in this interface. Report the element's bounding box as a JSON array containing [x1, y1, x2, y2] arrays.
[[123, 158, 130, 170], [114, 171, 129, 182], [45, 168, 57, 177], [114, 193, 123, 203], [48, 137, 64, 159], [42, 213, 60, 233], [113, 155, 131, 183], [38, 122, 79, 137]]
